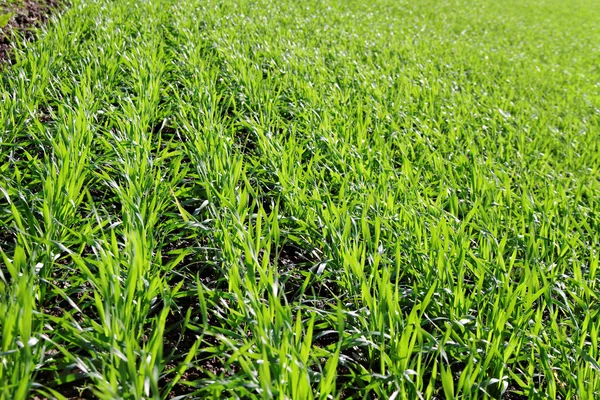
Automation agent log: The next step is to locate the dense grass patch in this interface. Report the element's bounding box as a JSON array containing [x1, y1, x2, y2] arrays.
[[1, 0, 599, 398]]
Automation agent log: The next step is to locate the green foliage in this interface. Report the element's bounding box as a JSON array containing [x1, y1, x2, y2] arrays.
[[0, 12, 12, 28], [1, 0, 599, 398]]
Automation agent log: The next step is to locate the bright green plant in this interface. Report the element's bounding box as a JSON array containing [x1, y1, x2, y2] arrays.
[[0, 13, 12, 28], [1, 0, 599, 398]]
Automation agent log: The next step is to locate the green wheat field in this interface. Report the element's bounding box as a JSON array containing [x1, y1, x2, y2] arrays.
[[1, 0, 599, 398]]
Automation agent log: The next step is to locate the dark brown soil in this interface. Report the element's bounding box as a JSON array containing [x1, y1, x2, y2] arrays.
[[0, 0, 63, 63]]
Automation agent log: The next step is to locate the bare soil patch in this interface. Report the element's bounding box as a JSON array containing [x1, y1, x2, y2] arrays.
[[0, 0, 63, 63]]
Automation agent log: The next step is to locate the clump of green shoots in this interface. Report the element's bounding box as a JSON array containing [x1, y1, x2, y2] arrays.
[[1, 0, 599, 398]]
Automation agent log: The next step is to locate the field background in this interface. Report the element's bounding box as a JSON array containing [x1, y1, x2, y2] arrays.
[[1, 0, 599, 398]]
